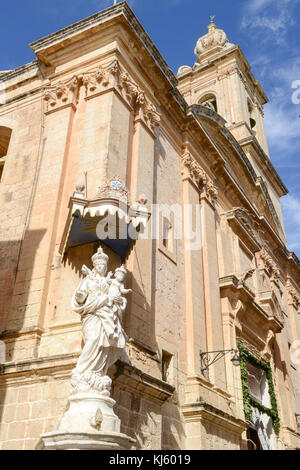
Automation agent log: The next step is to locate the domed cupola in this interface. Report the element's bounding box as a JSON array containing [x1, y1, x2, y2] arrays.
[[194, 17, 234, 63]]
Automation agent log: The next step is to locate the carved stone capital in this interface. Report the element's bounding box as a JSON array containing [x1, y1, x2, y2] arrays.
[[83, 59, 120, 99], [83, 59, 161, 132], [181, 149, 218, 203], [44, 75, 80, 113]]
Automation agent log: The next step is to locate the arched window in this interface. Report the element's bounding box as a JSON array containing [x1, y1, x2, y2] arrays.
[[162, 216, 173, 252], [247, 100, 256, 130], [0, 126, 12, 182], [199, 93, 218, 113]]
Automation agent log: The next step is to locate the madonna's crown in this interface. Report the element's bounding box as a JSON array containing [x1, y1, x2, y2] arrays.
[[92, 246, 109, 264]]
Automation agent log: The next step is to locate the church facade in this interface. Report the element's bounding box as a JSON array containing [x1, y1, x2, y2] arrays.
[[0, 2, 299, 450]]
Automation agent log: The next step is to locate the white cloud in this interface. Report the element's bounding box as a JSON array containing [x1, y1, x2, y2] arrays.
[[261, 57, 300, 163], [281, 194, 300, 251], [264, 102, 300, 156], [241, 0, 297, 44], [248, 0, 273, 13]]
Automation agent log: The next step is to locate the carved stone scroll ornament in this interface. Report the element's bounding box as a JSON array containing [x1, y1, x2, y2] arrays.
[[44, 75, 80, 113], [118, 70, 161, 131], [181, 149, 218, 202], [83, 59, 161, 132], [286, 278, 300, 312], [259, 247, 281, 281]]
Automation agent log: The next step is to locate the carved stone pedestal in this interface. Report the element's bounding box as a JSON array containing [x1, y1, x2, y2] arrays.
[[38, 392, 135, 450], [38, 431, 135, 450]]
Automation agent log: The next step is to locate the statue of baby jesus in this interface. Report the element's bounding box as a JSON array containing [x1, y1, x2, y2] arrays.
[[107, 265, 132, 321], [80, 263, 131, 321]]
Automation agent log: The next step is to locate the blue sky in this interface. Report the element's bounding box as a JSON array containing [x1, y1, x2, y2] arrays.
[[1, 0, 299, 256]]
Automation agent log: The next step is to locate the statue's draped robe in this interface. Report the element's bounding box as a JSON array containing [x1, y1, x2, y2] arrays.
[[72, 274, 128, 377]]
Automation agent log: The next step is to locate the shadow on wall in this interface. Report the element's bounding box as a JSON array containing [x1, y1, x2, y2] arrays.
[[161, 402, 185, 450], [0, 229, 46, 428], [112, 385, 185, 450]]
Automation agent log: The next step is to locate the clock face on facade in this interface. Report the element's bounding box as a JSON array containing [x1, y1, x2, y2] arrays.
[[111, 180, 122, 190]]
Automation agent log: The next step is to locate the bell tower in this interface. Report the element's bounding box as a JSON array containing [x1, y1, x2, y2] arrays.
[[177, 18, 288, 239], [177, 18, 270, 156]]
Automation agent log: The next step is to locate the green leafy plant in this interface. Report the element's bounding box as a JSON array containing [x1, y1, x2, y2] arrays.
[[238, 340, 280, 434]]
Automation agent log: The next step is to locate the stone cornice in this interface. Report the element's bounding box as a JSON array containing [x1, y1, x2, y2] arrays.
[[0, 353, 174, 405], [111, 360, 174, 405], [30, 2, 177, 89], [239, 135, 288, 197], [0, 60, 39, 83], [182, 401, 247, 432], [0, 353, 79, 386], [191, 105, 285, 236], [190, 105, 258, 187], [224, 207, 291, 281], [225, 207, 263, 251], [219, 274, 285, 333], [256, 177, 283, 234]]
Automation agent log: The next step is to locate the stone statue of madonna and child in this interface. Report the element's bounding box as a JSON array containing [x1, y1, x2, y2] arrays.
[[71, 246, 132, 396], [39, 246, 135, 449]]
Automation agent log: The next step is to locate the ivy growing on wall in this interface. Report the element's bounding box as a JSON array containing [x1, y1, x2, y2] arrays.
[[238, 340, 280, 434]]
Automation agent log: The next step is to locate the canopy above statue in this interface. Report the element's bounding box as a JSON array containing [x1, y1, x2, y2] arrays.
[[59, 179, 150, 260]]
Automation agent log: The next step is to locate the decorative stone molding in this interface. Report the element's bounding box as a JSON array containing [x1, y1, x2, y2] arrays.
[[225, 208, 263, 253], [118, 69, 161, 131], [258, 247, 281, 281], [83, 59, 119, 98], [194, 20, 234, 62], [226, 209, 283, 289], [296, 415, 300, 432], [286, 278, 300, 312], [234, 208, 263, 246], [261, 330, 275, 359], [181, 149, 218, 202], [258, 290, 285, 326], [44, 75, 80, 113], [236, 337, 261, 360], [83, 59, 161, 132], [217, 66, 240, 82], [182, 401, 246, 434], [220, 274, 284, 333], [95, 176, 131, 203]]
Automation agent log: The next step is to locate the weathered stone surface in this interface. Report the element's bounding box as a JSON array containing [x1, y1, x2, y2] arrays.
[[0, 2, 299, 452]]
